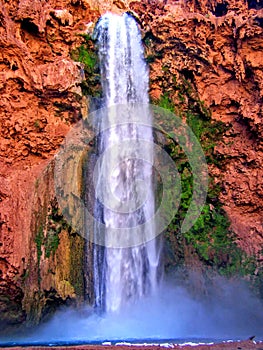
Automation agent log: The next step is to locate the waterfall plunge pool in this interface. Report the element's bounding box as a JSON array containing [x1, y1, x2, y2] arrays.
[[1, 279, 263, 346]]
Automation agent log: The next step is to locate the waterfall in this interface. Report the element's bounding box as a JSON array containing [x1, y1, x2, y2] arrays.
[[93, 12, 161, 313]]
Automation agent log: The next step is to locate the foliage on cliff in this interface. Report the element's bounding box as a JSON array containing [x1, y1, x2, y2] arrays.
[[152, 81, 262, 296], [71, 34, 101, 97]]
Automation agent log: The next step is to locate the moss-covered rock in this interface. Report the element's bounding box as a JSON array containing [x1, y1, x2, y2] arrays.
[[152, 78, 262, 289], [22, 161, 86, 326]]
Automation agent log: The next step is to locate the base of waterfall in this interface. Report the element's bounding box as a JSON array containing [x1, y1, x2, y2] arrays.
[[1, 279, 263, 346]]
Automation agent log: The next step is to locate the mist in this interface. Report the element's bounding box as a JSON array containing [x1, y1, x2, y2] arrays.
[[1, 274, 263, 345]]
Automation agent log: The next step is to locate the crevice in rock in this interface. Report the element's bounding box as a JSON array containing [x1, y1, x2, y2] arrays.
[[212, 2, 228, 17], [181, 69, 195, 83], [254, 16, 263, 27], [21, 18, 39, 34], [247, 0, 263, 10], [245, 65, 254, 80]]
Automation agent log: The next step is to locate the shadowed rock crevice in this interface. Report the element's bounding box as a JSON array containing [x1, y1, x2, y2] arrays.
[[247, 0, 263, 10], [21, 18, 39, 34], [212, 2, 228, 17]]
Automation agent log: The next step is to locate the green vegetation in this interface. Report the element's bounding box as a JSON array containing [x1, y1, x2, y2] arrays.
[[30, 166, 86, 317], [153, 80, 258, 279], [78, 32, 93, 42], [44, 230, 60, 259], [69, 232, 85, 297], [34, 120, 40, 129], [44, 200, 70, 258], [34, 200, 71, 261], [32, 193, 85, 303], [157, 93, 175, 111], [35, 225, 44, 285], [74, 44, 97, 71], [146, 54, 156, 63], [35, 226, 44, 265], [143, 35, 162, 64], [71, 34, 101, 97]]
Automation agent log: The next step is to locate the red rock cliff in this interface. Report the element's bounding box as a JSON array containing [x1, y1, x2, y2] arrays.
[[133, 0, 263, 256]]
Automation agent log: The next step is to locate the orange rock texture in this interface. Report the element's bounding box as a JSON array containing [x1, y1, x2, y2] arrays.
[[0, 0, 262, 328], [0, 0, 99, 328], [133, 0, 263, 256]]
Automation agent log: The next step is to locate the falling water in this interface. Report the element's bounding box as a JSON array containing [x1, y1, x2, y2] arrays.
[[93, 12, 161, 313]]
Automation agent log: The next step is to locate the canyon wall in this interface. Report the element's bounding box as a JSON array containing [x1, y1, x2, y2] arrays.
[[136, 0, 263, 256], [0, 0, 262, 329]]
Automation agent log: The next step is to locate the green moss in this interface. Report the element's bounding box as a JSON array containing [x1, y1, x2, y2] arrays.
[[77, 33, 93, 42], [35, 226, 44, 265], [144, 37, 152, 47], [252, 258, 263, 298], [34, 199, 71, 263], [153, 84, 256, 278], [69, 232, 85, 298], [44, 230, 60, 259], [157, 93, 175, 112], [183, 204, 239, 272], [146, 54, 155, 63], [71, 35, 101, 97], [34, 226, 44, 285], [143, 34, 162, 64], [72, 44, 97, 71], [44, 200, 70, 258]]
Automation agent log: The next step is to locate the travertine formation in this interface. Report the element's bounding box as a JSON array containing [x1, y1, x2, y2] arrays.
[[136, 0, 263, 256], [0, 0, 262, 328]]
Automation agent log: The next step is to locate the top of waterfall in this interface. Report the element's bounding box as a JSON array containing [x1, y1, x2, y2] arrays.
[[93, 11, 140, 41]]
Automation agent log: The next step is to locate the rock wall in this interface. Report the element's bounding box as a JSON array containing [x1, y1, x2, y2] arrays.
[[136, 0, 263, 255], [0, 0, 98, 329], [0, 0, 262, 329]]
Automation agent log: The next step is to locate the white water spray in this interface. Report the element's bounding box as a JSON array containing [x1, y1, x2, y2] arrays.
[[93, 12, 161, 312]]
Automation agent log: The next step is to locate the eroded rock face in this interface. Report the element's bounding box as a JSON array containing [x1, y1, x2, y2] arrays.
[[130, 0, 263, 255], [0, 0, 262, 329], [0, 0, 98, 329]]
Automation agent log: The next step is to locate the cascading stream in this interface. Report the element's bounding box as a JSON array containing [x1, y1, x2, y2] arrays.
[[93, 12, 161, 313]]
